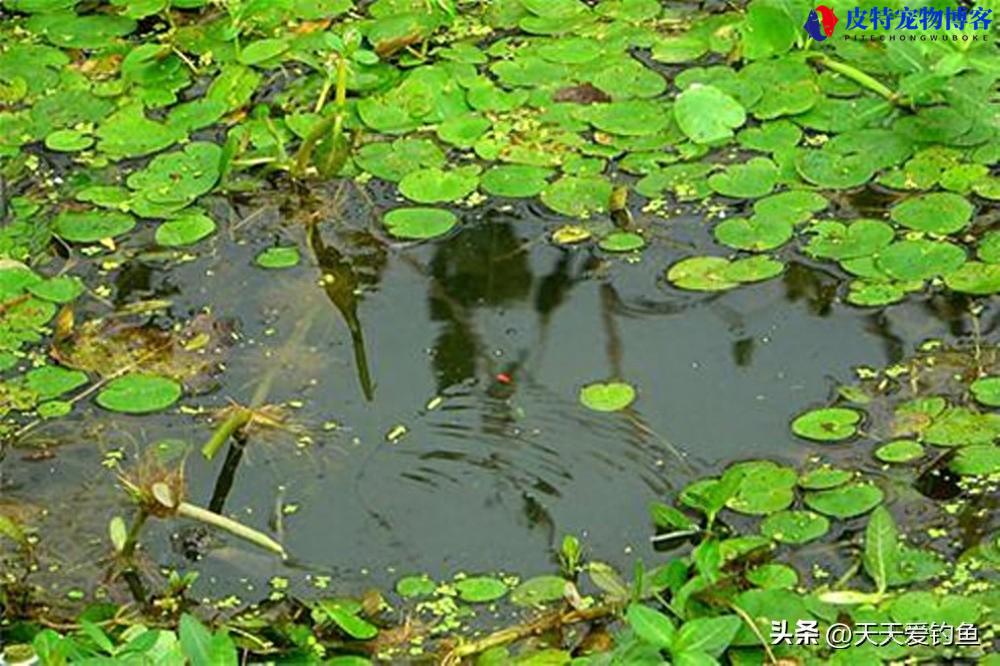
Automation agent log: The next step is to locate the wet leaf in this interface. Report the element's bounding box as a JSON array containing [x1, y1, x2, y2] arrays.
[[889, 192, 973, 235], [579, 381, 635, 412], [455, 576, 508, 603], [791, 407, 862, 442], [667, 257, 738, 292], [156, 213, 216, 247], [54, 210, 136, 244], [599, 232, 645, 253], [874, 439, 924, 463], [255, 246, 301, 269], [511, 576, 567, 606], [96, 373, 182, 414], [877, 240, 965, 282], [674, 84, 746, 144], [804, 482, 884, 519], [399, 166, 479, 203], [944, 262, 1000, 295], [760, 510, 830, 544], [383, 207, 457, 240], [396, 575, 436, 598]]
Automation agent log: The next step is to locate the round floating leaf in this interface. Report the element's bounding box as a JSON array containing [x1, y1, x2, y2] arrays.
[[155, 213, 216, 247], [971, 377, 1000, 407], [399, 167, 479, 204], [510, 576, 567, 606], [255, 246, 300, 269], [674, 84, 746, 144], [977, 231, 1000, 264], [804, 483, 884, 519], [54, 210, 135, 243], [722, 256, 784, 283], [737, 120, 802, 153], [760, 510, 830, 544], [551, 225, 591, 245], [28, 276, 84, 304], [944, 262, 1000, 295], [395, 575, 436, 598], [24, 365, 88, 400], [455, 576, 508, 603], [877, 240, 966, 282], [714, 216, 792, 252], [752, 190, 828, 225], [708, 158, 778, 199], [791, 407, 862, 442], [795, 149, 874, 189], [45, 129, 93, 152], [746, 564, 798, 590], [924, 407, 1000, 447], [587, 100, 671, 136], [667, 256, 738, 292], [651, 34, 708, 63], [383, 208, 457, 240], [436, 113, 491, 148], [725, 461, 797, 516], [96, 373, 181, 414], [355, 139, 445, 182], [890, 192, 973, 235], [580, 381, 636, 412], [599, 232, 645, 253], [481, 165, 552, 198], [798, 466, 853, 490], [950, 445, 1000, 476], [742, 58, 819, 119], [541, 176, 612, 218], [846, 280, 909, 308], [804, 220, 894, 261], [874, 439, 924, 464], [537, 37, 602, 64]]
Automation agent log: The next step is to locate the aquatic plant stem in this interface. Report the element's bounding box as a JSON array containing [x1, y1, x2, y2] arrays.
[[440, 602, 620, 664], [175, 501, 287, 559], [294, 56, 349, 177], [808, 55, 902, 105], [201, 407, 253, 460], [121, 509, 149, 560]]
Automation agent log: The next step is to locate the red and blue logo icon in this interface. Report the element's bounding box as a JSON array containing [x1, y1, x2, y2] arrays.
[[804, 5, 839, 40]]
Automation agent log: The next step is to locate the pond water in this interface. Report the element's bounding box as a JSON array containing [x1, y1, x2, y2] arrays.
[[2, 184, 973, 603]]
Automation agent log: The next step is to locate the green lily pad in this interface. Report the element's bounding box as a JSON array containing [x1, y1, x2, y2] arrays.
[[510, 576, 568, 606], [587, 100, 671, 137], [760, 510, 830, 544], [383, 208, 458, 240], [977, 231, 1000, 264], [737, 120, 802, 153], [399, 167, 479, 204], [724, 460, 797, 516], [599, 232, 645, 253], [54, 210, 136, 243], [752, 191, 828, 225], [44, 128, 94, 152], [674, 84, 746, 144], [255, 246, 301, 269], [395, 575, 436, 598], [95, 373, 182, 414], [707, 158, 778, 199], [846, 280, 910, 308], [804, 483, 884, 519], [541, 176, 612, 218], [126, 142, 222, 208], [798, 466, 853, 490], [970, 377, 1000, 407], [923, 407, 1000, 447], [455, 576, 508, 603], [791, 407, 862, 442], [667, 256, 738, 292], [155, 213, 216, 247], [877, 240, 966, 282], [579, 381, 636, 412], [714, 216, 792, 252], [436, 112, 491, 148], [742, 58, 819, 120], [949, 445, 1000, 476], [355, 139, 445, 182], [23, 365, 88, 401], [27, 12, 136, 49], [943, 262, 1000, 295], [28, 276, 84, 304], [804, 220, 894, 261], [480, 165, 553, 198], [874, 440, 924, 464], [795, 149, 875, 189], [889, 192, 973, 235], [722, 256, 784, 283]]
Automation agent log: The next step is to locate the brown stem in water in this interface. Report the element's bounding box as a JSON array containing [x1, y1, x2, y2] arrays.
[[440, 602, 620, 665]]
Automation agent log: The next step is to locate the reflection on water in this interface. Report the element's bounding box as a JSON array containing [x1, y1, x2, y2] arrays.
[[0, 189, 982, 600]]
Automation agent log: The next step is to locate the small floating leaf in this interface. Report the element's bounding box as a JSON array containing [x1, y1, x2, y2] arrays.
[[944, 262, 1000, 295], [579, 381, 636, 412], [156, 213, 216, 247], [510, 576, 567, 606], [54, 210, 136, 244], [971, 377, 1000, 407], [481, 165, 553, 198], [455, 576, 508, 603], [667, 256, 738, 292], [804, 482, 884, 519], [599, 232, 645, 253], [674, 84, 746, 144], [395, 575, 436, 599], [255, 246, 300, 269], [890, 192, 973, 235], [791, 407, 862, 442], [877, 239, 966, 282], [760, 510, 829, 544], [874, 440, 924, 464], [96, 373, 182, 414], [383, 208, 457, 240], [398, 166, 479, 204]]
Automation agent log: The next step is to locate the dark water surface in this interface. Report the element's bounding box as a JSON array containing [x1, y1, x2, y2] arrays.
[[2, 187, 973, 602]]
